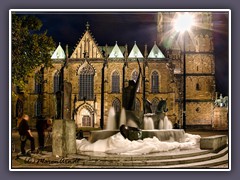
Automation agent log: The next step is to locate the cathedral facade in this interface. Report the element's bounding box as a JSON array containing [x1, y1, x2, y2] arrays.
[[11, 12, 228, 130]]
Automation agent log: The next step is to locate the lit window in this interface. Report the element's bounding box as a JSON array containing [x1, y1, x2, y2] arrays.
[[82, 115, 91, 126], [54, 71, 61, 93], [151, 71, 159, 93], [79, 64, 94, 100], [112, 71, 120, 93], [35, 70, 43, 94], [112, 98, 121, 113], [35, 98, 42, 117]]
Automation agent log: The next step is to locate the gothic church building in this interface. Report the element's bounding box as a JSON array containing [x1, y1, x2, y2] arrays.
[[12, 12, 228, 130]]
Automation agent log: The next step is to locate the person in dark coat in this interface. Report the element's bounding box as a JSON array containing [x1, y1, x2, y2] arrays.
[[36, 115, 46, 151], [36, 115, 52, 151], [18, 114, 35, 155]]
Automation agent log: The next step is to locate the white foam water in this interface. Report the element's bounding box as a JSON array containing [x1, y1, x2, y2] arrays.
[[106, 107, 116, 130], [76, 132, 201, 155], [144, 117, 154, 130], [163, 116, 173, 129], [119, 108, 126, 128]]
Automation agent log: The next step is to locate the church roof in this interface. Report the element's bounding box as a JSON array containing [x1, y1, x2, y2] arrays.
[[51, 43, 66, 59], [109, 41, 124, 58], [70, 22, 103, 59], [148, 42, 165, 58], [128, 42, 143, 58]]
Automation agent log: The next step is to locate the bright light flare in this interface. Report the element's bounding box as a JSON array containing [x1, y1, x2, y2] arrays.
[[174, 13, 195, 32]]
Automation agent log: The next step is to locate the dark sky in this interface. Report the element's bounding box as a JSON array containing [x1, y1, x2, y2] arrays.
[[16, 11, 229, 96]]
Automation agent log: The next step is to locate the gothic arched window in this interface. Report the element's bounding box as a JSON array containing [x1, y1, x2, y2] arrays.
[[112, 71, 120, 93], [151, 97, 159, 113], [132, 70, 140, 92], [16, 98, 23, 118], [54, 71, 61, 93], [82, 115, 91, 127], [35, 98, 42, 117], [35, 70, 43, 94], [151, 71, 159, 93], [79, 63, 95, 100], [112, 98, 121, 114]]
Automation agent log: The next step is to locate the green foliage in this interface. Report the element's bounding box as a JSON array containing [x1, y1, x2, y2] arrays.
[[11, 14, 56, 91]]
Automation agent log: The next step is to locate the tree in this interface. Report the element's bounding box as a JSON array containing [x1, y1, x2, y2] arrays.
[[11, 14, 56, 91]]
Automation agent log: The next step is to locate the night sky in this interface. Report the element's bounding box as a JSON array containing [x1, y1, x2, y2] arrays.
[[16, 11, 229, 96]]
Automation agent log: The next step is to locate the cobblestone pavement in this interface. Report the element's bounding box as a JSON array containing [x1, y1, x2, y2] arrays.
[[10, 129, 229, 170]]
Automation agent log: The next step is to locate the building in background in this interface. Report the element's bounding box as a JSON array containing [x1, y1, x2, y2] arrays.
[[11, 12, 228, 130]]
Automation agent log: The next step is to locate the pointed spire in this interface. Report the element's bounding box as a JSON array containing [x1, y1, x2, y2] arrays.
[[124, 44, 128, 59], [105, 44, 108, 58], [86, 22, 90, 30], [66, 44, 69, 58], [144, 44, 148, 58], [109, 42, 124, 58], [148, 41, 165, 59], [51, 43, 66, 59], [128, 41, 143, 58]]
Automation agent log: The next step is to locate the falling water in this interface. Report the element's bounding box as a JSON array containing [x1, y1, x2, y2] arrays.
[[163, 116, 173, 129], [106, 107, 116, 130], [119, 108, 126, 127], [144, 117, 154, 130], [159, 119, 164, 129]]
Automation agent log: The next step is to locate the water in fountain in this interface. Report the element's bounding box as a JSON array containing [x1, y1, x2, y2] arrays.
[[163, 116, 173, 129], [119, 108, 126, 127], [144, 116, 154, 130], [106, 107, 116, 130]]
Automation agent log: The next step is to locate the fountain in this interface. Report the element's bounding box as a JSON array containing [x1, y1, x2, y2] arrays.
[[81, 105, 190, 155], [89, 100, 185, 143], [89, 59, 185, 143]]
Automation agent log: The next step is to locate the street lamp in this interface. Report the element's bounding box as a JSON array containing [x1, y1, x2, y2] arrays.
[[173, 12, 195, 131]]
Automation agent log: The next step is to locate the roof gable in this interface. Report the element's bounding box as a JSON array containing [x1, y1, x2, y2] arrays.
[[128, 42, 143, 58], [51, 44, 66, 59], [148, 42, 165, 58], [70, 23, 103, 59], [109, 42, 124, 58]]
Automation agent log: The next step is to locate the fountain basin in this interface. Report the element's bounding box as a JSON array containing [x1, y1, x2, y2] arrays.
[[89, 129, 185, 143]]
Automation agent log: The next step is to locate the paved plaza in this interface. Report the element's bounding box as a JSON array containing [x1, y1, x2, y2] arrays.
[[10, 129, 229, 169]]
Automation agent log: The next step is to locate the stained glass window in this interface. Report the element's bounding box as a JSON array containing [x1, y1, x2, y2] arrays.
[[79, 64, 94, 100], [112, 71, 120, 93], [151, 71, 159, 93], [112, 98, 121, 113], [54, 71, 61, 93], [35, 70, 43, 94], [82, 115, 91, 126], [35, 98, 42, 117]]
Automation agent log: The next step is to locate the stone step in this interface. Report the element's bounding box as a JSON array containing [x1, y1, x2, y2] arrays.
[[80, 147, 228, 167], [144, 154, 228, 169], [77, 148, 220, 161], [16, 147, 228, 169]]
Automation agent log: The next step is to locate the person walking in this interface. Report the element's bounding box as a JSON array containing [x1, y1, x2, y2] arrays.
[[18, 114, 36, 155], [36, 115, 52, 152]]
